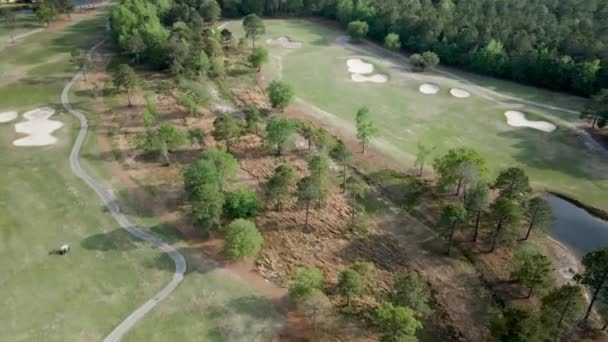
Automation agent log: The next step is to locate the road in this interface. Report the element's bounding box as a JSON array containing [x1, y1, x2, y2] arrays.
[[61, 39, 186, 342]]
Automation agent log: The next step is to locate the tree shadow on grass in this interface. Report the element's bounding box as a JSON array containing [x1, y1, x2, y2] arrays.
[[204, 295, 284, 342], [80, 228, 140, 251], [496, 129, 608, 181]]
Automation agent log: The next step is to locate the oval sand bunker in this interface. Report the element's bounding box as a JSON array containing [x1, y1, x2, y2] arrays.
[[351, 73, 388, 83], [419, 83, 439, 94], [266, 36, 303, 49], [450, 88, 470, 98], [347, 58, 374, 74], [504, 111, 556, 133], [13, 107, 64, 146], [0, 111, 18, 123]]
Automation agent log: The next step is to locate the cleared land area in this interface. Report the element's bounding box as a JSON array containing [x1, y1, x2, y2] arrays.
[[225, 19, 608, 211]]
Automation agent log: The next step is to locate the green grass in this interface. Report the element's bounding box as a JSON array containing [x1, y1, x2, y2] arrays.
[[0, 13, 41, 39], [0, 13, 281, 341], [225, 19, 608, 211]]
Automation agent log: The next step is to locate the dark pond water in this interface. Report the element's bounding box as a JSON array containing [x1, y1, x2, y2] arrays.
[[545, 195, 608, 256]]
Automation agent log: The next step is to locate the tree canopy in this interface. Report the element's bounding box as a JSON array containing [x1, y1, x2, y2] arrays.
[[266, 117, 295, 155], [223, 219, 263, 260], [289, 266, 325, 301], [267, 80, 295, 111]]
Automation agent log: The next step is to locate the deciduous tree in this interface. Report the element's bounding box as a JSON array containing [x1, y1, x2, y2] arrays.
[[113, 64, 139, 106], [465, 181, 489, 242], [223, 219, 263, 260], [489, 197, 523, 252], [414, 142, 434, 177], [267, 80, 295, 111], [433, 147, 487, 196], [331, 140, 352, 192], [212, 115, 241, 152], [347, 20, 368, 41], [523, 197, 554, 240], [223, 187, 261, 219], [373, 303, 423, 342], [511, 244, 552, 298], [289, 266, 324, 301], [495, 167, 531, 201], [575, 248, 608, 322], [391, 272, 432, 319], [355, 106, 377, 154], [337, 268, 363, 308], [384, 33, 401, 50], [265, 164, 294, 211], [439, 203, 467, 255], [541, 285, 585, 339], [266, 117, 295, 155], [242, 14, 265, 48], [248, 46, 268, 72]]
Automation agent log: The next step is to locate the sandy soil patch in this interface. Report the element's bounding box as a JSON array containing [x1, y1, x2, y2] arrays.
[[504, 111, 556, 132], [450, 88, 470, 98], [266, 36, 303, 49], [347, 58, 374, 74], [0, 111, 18, 123], [419, 83, 440, 94], [13, 107, 64, 146], [351, 73, 388, 83]]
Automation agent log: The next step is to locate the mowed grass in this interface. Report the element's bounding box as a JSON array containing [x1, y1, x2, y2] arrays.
[[0, 13, 281, 342], [226, 19, 608, 210], [0, 13, 41, 39]]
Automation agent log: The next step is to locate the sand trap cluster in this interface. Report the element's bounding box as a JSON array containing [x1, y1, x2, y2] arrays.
[[450, 88, 471, 98], [419, 83, 440, 94], [346, 58, 388, 84], [13, 107, 64, 146], [266, 36, 303, 49], [0, 111, 18, 123], [504, 111, 556, 132]]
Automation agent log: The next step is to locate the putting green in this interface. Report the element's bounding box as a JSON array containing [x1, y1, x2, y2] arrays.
[[0, 13, 280, 341], [227, 19, 608, 210]]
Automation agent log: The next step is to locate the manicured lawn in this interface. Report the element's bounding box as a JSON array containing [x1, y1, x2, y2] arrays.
[[0, 13, 41, 39], [226, 19, 608, 211], [0, 13, 281, 341]]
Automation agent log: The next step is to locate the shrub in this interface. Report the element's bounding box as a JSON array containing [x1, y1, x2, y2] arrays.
[[223, 219, 263, 260], [223, 187, 261, 219], [288, 267, 324, 301]]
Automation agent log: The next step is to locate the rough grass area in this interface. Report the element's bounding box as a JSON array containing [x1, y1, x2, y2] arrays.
[[224, 19, 608, 211], [0, 13, 41, 39]]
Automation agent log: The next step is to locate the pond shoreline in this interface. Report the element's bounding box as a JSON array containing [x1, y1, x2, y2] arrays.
[[548, 191, 608, 222]]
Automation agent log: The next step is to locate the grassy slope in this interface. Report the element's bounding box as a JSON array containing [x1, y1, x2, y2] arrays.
[[0, 14, 174, 341], [227, 19, 608, 210]]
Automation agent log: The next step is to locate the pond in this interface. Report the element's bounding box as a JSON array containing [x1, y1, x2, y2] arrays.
[[545, 195, 608, 256]]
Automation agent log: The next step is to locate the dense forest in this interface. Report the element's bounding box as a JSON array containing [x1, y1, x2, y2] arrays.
[[219, 0, 608, 97]]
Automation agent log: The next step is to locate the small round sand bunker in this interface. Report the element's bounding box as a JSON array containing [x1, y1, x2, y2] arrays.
[[0, 111, 18, 123], [347, 58, 374, 74], [419, 83, 439, 95], [351, 73, 388, 83], [13, 107, 64, 146], [266, 36, 303, 49], [504, 111, 556, 133], [450, 88, 470, 98]]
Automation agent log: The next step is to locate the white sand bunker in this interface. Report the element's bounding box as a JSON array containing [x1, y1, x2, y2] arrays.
[[266, 36, 303, 49], [347, 59, 374, 74], [419, 83, 440, 94], [450, 88, 471, 98], [346, 58, 388, 83], [13, 107, 64, 146], [351, 73, 388, 83], [504, 111, 556, 132], [0, 111, 18, 123]]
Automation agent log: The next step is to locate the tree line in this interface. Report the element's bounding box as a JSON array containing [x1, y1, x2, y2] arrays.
[[218, 0, 608, 97]]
